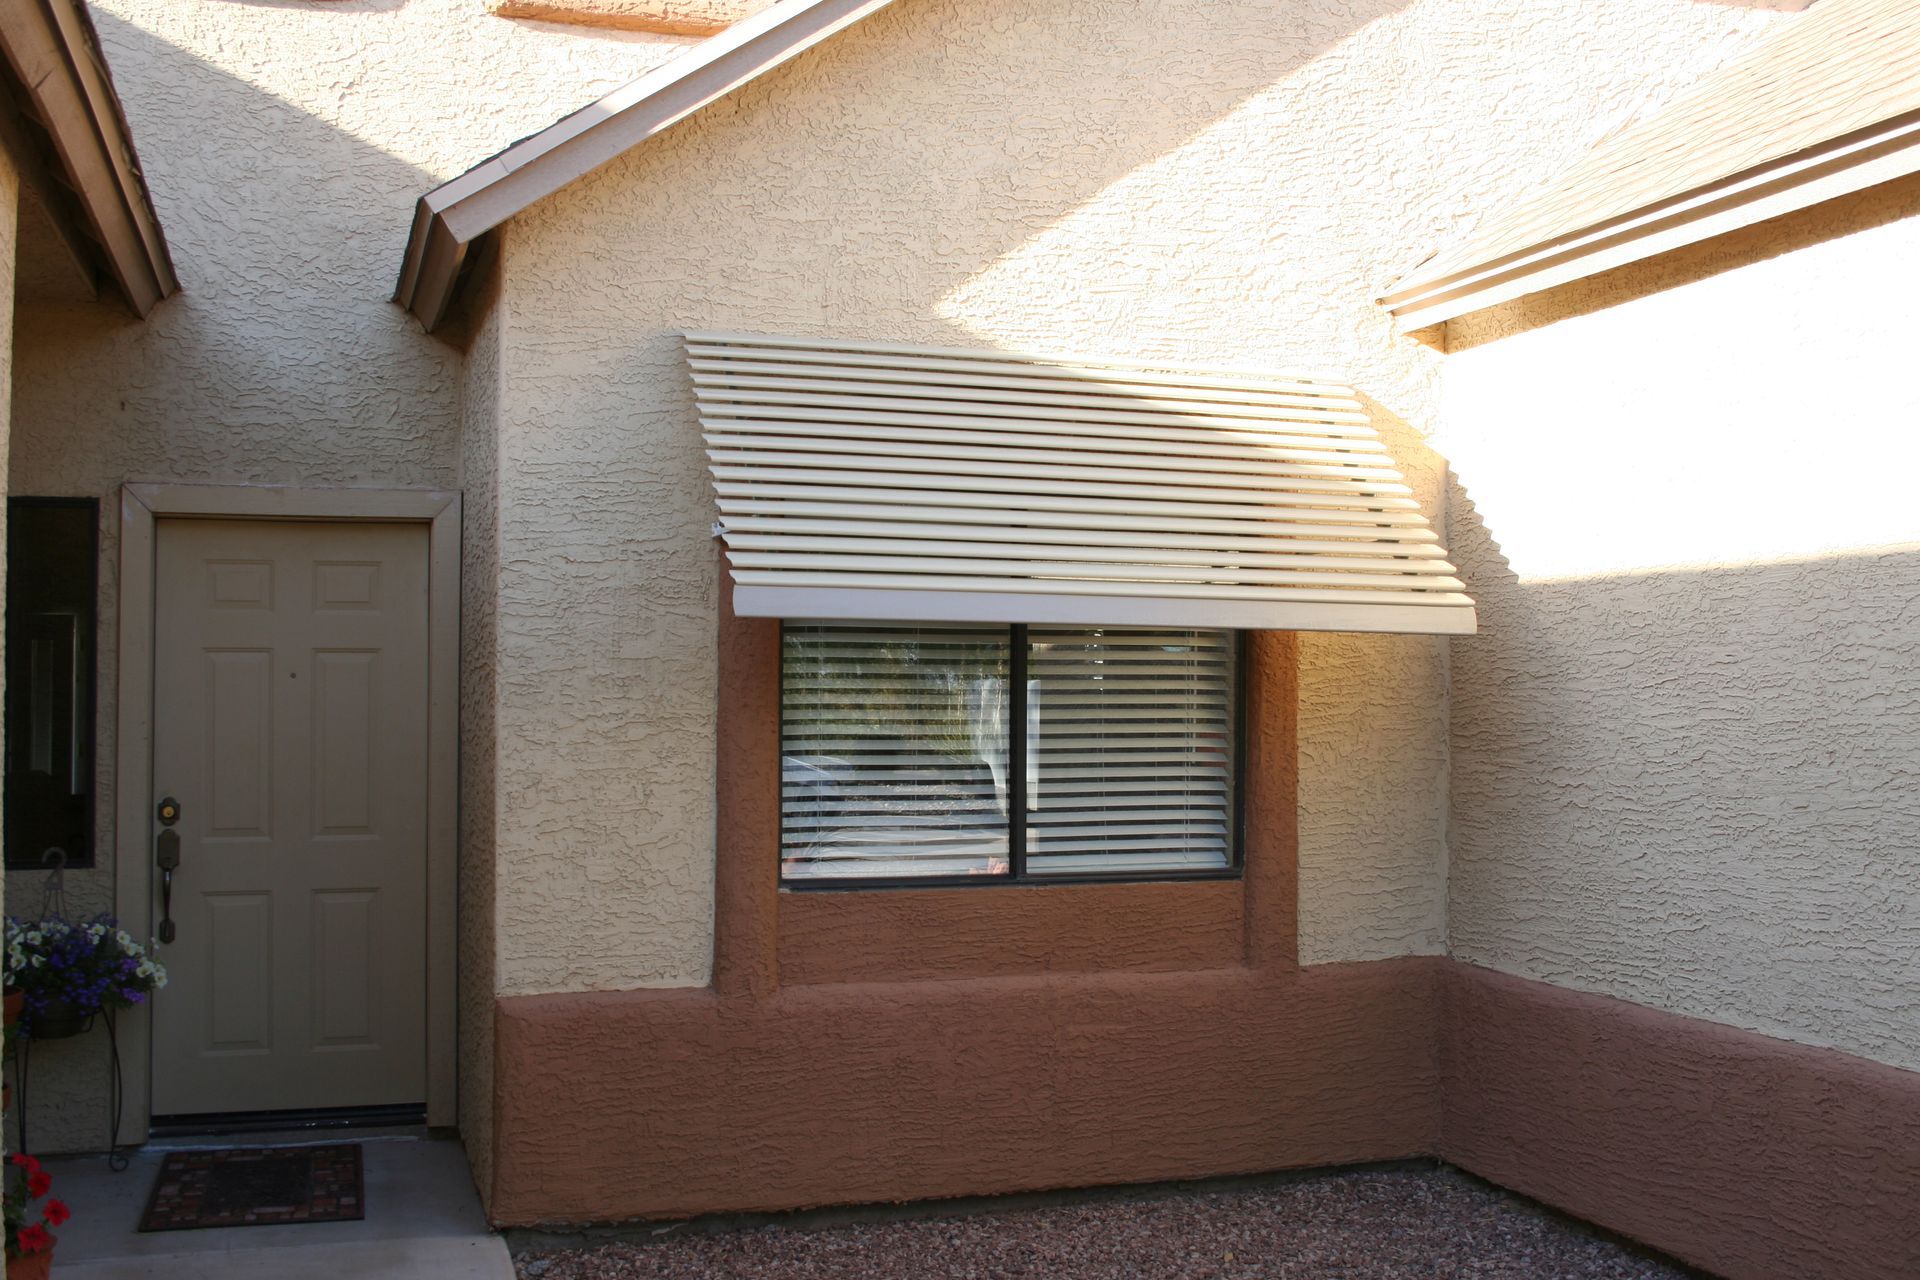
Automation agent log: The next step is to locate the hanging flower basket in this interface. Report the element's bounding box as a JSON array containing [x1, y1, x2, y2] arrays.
[[3, 916, 167, 1040]]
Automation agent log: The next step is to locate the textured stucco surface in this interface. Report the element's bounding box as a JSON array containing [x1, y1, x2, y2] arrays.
[[1442, 963, 1920, 1280], [490, 958, 1444, 1224], [489, 0, 1786, 987], [1, 147, 15, 950], [1440, 178, 1920, 1072], [6, 0, 684, 1153], [458, 270, 505, 1205]]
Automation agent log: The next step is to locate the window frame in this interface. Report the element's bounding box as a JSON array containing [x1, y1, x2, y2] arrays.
[[4, 496, 101, 871], [778, 621, 1247, 891]]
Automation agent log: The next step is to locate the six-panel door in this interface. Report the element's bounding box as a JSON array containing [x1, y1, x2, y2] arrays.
[[151, 519, 430, 1117]]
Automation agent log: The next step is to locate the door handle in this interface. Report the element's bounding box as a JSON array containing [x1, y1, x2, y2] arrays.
[[156, 796, 181, 945]]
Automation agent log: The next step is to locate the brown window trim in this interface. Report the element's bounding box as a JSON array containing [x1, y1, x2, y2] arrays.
[[713, 570, 1297, 995]]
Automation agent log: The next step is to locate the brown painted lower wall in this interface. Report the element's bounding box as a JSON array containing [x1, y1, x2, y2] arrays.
[[1441, 963, 1920, 1280], [490, 961, 1920, 1280], [488, 956, 1442, 1225]]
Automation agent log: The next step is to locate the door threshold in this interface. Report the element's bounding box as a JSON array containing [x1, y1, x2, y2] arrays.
[[148, 1103, 426, 1140]]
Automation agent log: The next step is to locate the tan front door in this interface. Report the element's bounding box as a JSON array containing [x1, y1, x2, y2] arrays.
[[151, 519, 430, 1117]]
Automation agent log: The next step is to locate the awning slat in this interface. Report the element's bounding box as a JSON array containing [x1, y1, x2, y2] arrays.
[[697, 397, 1380, 437], [715, 484, 1438, 527], [690, 332, 1476, 636], [712, 467, 1426, 512], [702, 421, 1403, 472], [719, 501, 1443, 543], [697, 386, 1376, 430], [685, 359, 1366, 412]]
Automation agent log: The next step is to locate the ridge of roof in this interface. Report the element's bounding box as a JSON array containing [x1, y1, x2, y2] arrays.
[[1383, 0, 1920, 327], [394, 0, 899, 332]]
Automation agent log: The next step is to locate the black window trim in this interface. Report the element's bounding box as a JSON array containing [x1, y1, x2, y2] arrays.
[[5, 495, 101, 872], [779, 621, 1248, 892]]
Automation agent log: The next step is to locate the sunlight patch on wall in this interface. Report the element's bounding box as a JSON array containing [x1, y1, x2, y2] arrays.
[[932, 0, 1782, 372], [931, 3, 1424, 370], [1441, 201, 1920, 584]]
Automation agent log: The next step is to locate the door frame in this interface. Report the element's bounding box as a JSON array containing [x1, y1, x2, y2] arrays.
[[112, 483, 460, 1140]]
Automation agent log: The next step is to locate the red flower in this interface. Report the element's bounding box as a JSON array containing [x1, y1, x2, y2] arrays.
[[25, 1170, 51, 1198], [8, 1154, 39, 1173], [14, 1224, 51, 1254], [42, 1199, 70, 1227]]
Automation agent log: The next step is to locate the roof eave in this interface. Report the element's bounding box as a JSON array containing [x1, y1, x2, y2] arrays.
[[394, 0, 900, 332], [0, 0, 179, 317], [1383, 108, 1920, 330]]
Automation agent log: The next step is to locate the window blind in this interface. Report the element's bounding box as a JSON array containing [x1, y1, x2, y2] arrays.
[[692, 331, 1475, 636], [781, 623, 1010, 879], [1025, 627, 1234, 875], [780, 622, 1237, 883]]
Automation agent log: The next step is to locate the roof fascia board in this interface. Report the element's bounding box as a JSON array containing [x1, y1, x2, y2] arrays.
[[396, 0, 899, 330], [1384, 108, 1920, 329], [0, 0, 178, 316]]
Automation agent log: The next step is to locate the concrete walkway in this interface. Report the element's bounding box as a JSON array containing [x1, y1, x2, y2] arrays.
[[44, 1130, 510, 1279]]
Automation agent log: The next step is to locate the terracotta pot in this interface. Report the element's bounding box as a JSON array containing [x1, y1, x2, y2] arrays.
[[2, 992, 21, 1030], [5, 1249, 52, 1280]]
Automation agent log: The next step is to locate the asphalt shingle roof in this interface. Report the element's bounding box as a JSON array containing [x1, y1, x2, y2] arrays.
[[1393, 0, 1920, 298]]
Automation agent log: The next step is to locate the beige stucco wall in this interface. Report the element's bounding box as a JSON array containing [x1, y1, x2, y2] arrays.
[[457, 266, 504, 1204], [6, 0, 684, 1153], [484, 0, 1788, 993], [1440, 175, 1920, 1072]]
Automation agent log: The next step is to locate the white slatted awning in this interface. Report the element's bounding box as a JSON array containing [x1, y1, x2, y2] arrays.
[[690, 331, 1476, 635]]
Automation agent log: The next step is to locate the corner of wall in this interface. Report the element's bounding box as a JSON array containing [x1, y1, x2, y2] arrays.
[[455, 256, 506, 1208], [1, 134, 16, 953]]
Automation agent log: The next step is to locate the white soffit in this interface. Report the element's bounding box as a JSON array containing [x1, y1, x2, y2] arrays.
[[689, 332, 1476, 636]]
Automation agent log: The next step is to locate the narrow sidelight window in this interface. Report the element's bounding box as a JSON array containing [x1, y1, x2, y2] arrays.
[[5, 498, 100, 871], [780, 621, 1239, 886]]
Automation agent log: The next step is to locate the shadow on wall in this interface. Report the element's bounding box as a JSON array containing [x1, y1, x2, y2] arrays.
[[513, 0, 1431, 355], [6, 9, 459, 1155], [1442, 461, 1920, 1071], [1426, 153, 1920, 1074]]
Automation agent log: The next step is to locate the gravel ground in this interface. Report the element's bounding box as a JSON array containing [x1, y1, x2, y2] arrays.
[[513, 1166, 1692, 1279]]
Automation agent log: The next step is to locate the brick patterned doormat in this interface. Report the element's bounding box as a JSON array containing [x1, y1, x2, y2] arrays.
[[138, 1144, 364, 1231]]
